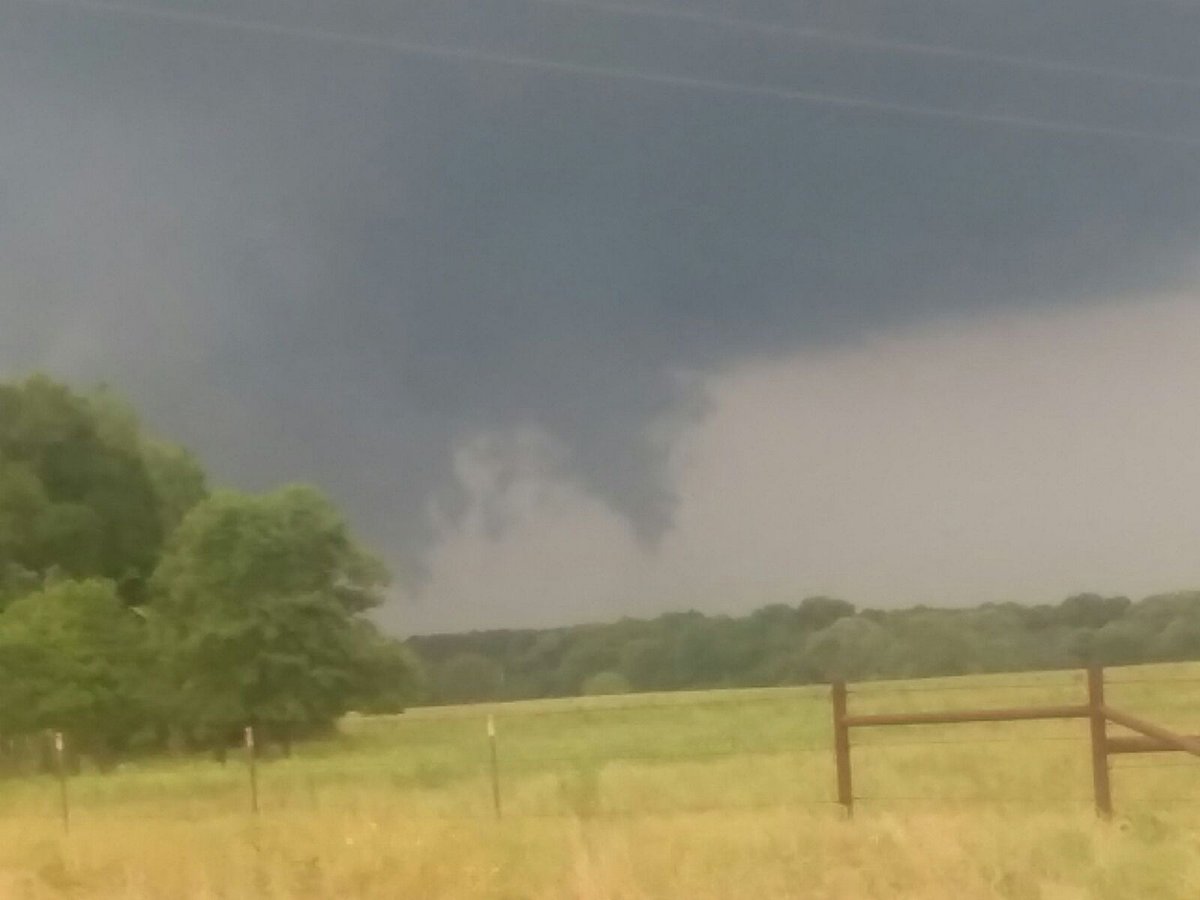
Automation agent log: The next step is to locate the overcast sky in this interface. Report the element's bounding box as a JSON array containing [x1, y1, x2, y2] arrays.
[[1, 0, 1199, 632]]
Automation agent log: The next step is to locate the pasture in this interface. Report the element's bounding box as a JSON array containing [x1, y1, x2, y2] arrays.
[[1, 664, 1199, 898]]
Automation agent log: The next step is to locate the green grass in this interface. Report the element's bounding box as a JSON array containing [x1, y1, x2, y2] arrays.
[[2, 664, 1199, 897]]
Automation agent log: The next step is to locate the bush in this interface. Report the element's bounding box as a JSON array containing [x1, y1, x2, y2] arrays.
[[581, 671, 631, 696]]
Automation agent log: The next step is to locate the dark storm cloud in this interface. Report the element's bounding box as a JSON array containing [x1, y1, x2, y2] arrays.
[[1, 0, 1199, 613]]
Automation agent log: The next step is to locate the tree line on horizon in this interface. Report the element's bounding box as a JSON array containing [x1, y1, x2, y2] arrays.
[[408, 591, 1200, 704], [5, 374, 1200, 760], [0, 375, 417, 770]]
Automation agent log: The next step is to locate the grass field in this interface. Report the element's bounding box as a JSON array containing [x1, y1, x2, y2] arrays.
[[1, 664, 1199, 898]]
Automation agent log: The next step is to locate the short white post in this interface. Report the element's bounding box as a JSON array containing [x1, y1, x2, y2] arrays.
[[54, 731, 69, 834], [487, 715, 501, 819]]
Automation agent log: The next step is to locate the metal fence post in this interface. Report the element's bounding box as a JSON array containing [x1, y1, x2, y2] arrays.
[[245, 726, 259, 815], [54, 731, 69, 834], [487, 714, 502, 820], [832, 681, 853, 818], [1087, 666, 1113, 819]]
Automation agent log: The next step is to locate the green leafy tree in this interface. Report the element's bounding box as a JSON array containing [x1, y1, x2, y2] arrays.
[[85, 386, 208, 536], [890, 611, 982, 678], [1090, 620, 1152, 666], [795, 596, 856, 630], [407, 587, 1200, 705], [141, 440, 208, 535], [348, 623, 425, 713], [581, 671, 631, 696], [151, 486, 391, 751], [434, 652, 504, 703], [554, 632, 619, 694], [802, 617, 893, 681], [670, 618, 728, 687], [0, 579, 153, 762], [1153, 616, 1200, 661], [0, 377, 165, 604], [1056, 594, 1131, 629], [618, 636, 670, 691]]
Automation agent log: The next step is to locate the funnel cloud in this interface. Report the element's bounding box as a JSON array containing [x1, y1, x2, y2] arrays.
[[1, 0, 1199, 630]]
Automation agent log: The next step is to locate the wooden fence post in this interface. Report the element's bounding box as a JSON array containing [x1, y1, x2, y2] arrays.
[[1087, 666, 1112, 820], [832, 681, 853, 818]]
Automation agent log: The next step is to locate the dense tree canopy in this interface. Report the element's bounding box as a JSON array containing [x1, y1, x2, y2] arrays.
[[0, 376, 417, 768], [0, 579, 152, 760], [151, 487, 394, 748], [409, 591, 1200, 704], [0, 378, 166, 604]]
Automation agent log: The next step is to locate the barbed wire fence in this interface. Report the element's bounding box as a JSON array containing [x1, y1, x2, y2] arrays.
[[20, 666, 1200, 830]]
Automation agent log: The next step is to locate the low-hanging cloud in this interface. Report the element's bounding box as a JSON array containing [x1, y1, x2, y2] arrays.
[[419, 295, 1200, 632], [1, 0, 1198, 627]]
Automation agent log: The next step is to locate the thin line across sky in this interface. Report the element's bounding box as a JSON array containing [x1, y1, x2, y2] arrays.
[[516, 0, 1200, 92], [10, 0, 1200, 148]]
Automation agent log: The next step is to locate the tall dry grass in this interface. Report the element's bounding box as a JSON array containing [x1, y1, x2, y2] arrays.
[[1, 664, 1198, 898]]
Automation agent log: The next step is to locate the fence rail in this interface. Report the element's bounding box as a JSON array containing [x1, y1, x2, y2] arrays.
[[832, 665, 1198, 819], [24, 665, 1199, 829]]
